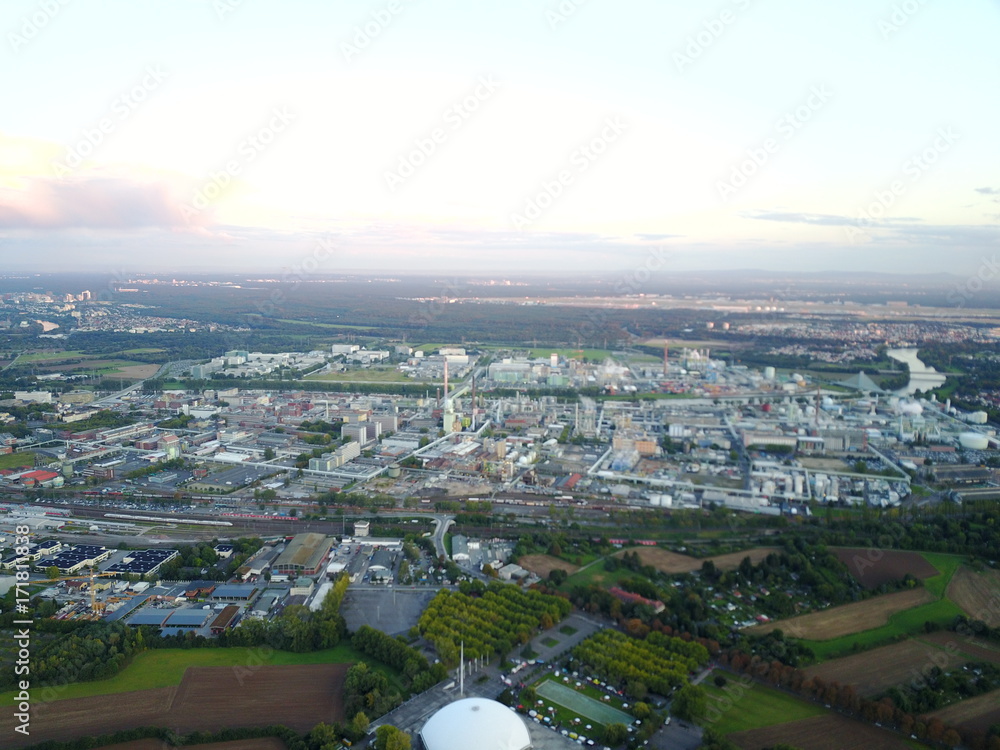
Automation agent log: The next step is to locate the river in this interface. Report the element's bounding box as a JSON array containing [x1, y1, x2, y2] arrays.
[[886, 347, 946, 396]]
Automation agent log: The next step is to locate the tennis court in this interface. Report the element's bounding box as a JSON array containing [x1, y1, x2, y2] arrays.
[[535, 680, 633, 725]]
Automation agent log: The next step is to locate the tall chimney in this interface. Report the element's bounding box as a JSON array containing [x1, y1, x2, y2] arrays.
[[444, 358, 450, 408]]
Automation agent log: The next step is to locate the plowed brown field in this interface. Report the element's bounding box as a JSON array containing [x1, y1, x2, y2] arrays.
[[0, 664, 348, 748], [804, 638, 969, 696], [615, 547, 780, 575], [927, 688, 1000, 733], [946, 566, 1000, 627], [830, 548, 939, 589], [518, 554, 580, 577], [921, 630, 1000, 666], [730, 714, 914, 749], [748, 588, 934, 640]]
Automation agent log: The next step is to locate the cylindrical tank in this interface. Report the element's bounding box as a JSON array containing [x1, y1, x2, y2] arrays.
[[959, 432, 989, 450]]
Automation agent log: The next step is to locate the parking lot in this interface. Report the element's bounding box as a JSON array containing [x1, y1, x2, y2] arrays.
[[341, 586, 437, 636]]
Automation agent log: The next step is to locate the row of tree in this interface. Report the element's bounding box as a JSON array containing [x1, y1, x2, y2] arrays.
[[418, 583, 570, 665], [353, 624, 447, 692], [571, 629, 709, 698]]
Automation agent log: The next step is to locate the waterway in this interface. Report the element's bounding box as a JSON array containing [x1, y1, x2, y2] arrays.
[[887, 347, 946, 396]]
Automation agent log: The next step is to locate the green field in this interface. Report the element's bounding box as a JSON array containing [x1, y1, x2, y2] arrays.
[[563, 559, 632, 591], [0, 452, 35, 469], [920, 552, 964, 597], [801, 552, 966, 661], [0, 643, 394, 706], [526, 348, 616, 360], [16, 350, 91, 363], [700, 677, 826, 735], [119, 348, 166, 354], [536, 677, 633, 727], [278, 318, 375, 330], [306, 368, 435, 383], [87, 360, 148, 374]]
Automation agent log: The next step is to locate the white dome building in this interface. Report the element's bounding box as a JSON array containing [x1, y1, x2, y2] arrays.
[[420, 698, 531, 750]]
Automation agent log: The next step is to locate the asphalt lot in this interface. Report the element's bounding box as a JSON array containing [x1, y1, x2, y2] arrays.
[[341, 587, 439, 635]]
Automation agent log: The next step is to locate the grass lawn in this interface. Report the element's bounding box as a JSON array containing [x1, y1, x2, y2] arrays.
[[0, 643, 396, 706], [563, 559, 631, 591], [542, 637, 560, 648], [559, 625, 578, 636], [700, 678, 826, 735], [801, 552, 966, 661], [0, 452, 35, 469]]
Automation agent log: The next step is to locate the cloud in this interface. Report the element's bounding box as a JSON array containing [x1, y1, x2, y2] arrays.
[[974, 187, 1000, 196], [746, 211, 919, 227], [0, 177, 201, 229]]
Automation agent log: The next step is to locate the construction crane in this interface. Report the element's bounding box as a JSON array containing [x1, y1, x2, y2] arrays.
[[34, 569, 120, 615]]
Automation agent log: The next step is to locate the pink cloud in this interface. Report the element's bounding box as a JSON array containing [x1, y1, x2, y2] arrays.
[[0, 177, 204, 229]]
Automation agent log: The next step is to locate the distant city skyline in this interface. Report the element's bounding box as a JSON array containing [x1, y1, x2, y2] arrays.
[[2, 0, 999, 276]]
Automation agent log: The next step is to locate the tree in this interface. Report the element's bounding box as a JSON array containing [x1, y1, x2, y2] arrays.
[[603, 723, 629, 746], [671, 684, 706, 721], [44, 566, 60, 580], [349, 711, 370, 739], [375, 725, 411, 750]]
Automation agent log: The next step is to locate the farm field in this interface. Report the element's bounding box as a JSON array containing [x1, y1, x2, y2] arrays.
[[613, 547, 699, 573], [801, 597, 966, 661], [795, 555, 965, 660], [927, 687, 1000, 733], [946, 566, 1000, 627], [706, 547, 781, 570], [700, 679, 825, 736], [115, 363, 160, 379], [15, 349, 90, 363], [729, 714, 920, 750], [519, 554, 581, 578], [921, 631, 1000, 666], [0, 643, 386, 706], [804, 639, 970, 696], [0, 664, 348, 748], [830, 548, 940, 590], [749, 588, 934, 640]]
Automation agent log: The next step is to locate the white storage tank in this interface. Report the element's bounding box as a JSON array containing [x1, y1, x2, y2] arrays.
[[959, 432, 989, 450]]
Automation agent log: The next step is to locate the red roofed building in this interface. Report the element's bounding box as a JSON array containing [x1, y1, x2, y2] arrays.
[[20, 470, 63, 488]]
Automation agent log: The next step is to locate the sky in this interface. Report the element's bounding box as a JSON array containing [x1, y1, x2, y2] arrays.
[[1, 0, 999, 277]]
